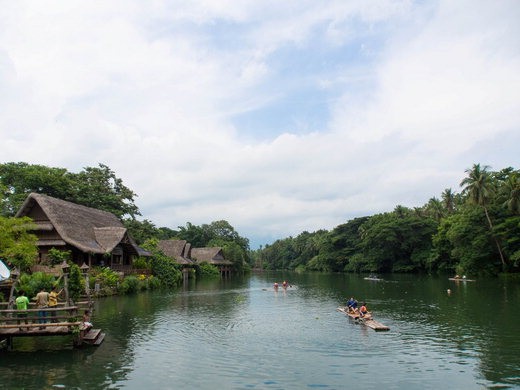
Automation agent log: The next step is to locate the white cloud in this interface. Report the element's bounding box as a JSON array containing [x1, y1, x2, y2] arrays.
[[0, 0, 519, 248]]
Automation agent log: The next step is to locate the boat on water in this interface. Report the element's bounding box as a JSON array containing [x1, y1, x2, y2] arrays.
[[363, 274, 382, 281], [449, 275, 476, 282], [337, 307, 390, 331]]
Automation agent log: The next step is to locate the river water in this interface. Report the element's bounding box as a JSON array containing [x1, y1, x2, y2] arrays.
[[0, 272, 519, 389]]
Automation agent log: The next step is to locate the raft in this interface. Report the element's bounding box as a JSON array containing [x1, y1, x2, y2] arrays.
[[448, 278, 476, 282], [337, 307, 390, 331]]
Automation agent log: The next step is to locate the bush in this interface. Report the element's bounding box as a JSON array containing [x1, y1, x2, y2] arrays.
[[118, 276, 140, 294], [68, 263, 84, 302], [146, 275, 161, 290], [92, 267, 121, 288], [150, 256, 182, 287], [197, 262, 220, 278], [18, 272, 56, 298], [47, 248, 72, 266], [132, 257, 149, 270], [141, 238, 182, 288]]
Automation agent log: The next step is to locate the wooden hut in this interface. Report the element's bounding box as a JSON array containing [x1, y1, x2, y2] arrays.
[[190, 247, 233, 277], [15, 193, 149, 273], [157, 239, 195, 282]]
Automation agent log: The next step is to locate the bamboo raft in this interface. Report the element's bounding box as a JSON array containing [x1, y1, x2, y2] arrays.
[[337, 307, 390, 331], [448, 277, 476, 282]]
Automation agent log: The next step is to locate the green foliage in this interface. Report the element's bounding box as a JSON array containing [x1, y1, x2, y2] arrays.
[[132, 256, 150, 270], [176, 220, 251, 271], [68, 263, 84, 303], [255, 164, 520, 276], [118, 275, 140, 294], [142, 239, 182, 288], [124, 219, 162, 245], [0, 216, 38, 271], [197, 262, 220, 278], [18, 272, 56, 298], [0, 162, 73, 216], [343, 253, 369, 273], [0, 162, 140, 219], [145, 275, 162, 290], [93, 267, 121, 288], [47, 248, 72, 266]]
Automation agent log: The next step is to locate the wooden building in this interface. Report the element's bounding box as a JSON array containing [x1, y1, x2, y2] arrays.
[[15, 193, 149, 273], [190, 247, 233, 277], [157, 239, 195, 282]]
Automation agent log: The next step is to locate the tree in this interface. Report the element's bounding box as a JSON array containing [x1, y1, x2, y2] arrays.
[[72, 164, 140, 219], [500, 172, 520, 214], [441, 188, 457, 214], [0, 162, 73, 216], [124, 219, 161, 245], [0, 216, 38, 271], [425, 197, 444, 222], [460, 163, 507, 269], [0, 162, 141, 220], [177, 222, 211, 247]]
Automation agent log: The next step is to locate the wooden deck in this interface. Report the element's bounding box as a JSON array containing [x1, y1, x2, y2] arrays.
[[0, 305, 104, 350], [337, 307, 390, 331]]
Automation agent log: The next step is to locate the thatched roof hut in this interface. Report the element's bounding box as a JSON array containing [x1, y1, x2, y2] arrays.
[[15, 193, 149, 270], [157, 239, 194, 265], [190, 247, 232, 266]]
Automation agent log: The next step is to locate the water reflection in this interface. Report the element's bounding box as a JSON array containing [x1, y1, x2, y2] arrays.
[[0, 273, 519, 389]]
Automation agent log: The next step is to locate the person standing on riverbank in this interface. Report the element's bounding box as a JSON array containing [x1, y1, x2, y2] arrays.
[[48, 286, 62, 323], [35, 288, 49, 329], [15, 290, 30, 331]]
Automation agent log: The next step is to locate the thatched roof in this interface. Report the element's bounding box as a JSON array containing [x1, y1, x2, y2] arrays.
[[16, 193, 148, 256], [191, 247, 232, 265], [157, 239, 194, 265]]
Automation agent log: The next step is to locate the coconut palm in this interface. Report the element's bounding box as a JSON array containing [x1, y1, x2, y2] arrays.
[[426, 197, 444, 221], [441, 188, 456, 214], [460, 163, 507, 269], [501, 173, 520, 214]]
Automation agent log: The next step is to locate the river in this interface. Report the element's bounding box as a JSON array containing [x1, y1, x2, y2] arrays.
[[0, 272, 519, 389]]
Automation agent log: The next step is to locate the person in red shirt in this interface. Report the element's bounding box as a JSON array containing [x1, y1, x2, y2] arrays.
[[359, 302, 369, 318]]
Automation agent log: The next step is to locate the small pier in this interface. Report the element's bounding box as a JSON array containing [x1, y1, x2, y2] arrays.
[[0, 262, 105, 350], [0, 304, 105, 350], [337, 307, 390, 331]]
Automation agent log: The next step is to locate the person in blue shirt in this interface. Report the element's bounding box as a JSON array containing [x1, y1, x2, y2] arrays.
[[346, 297, 358, 313]]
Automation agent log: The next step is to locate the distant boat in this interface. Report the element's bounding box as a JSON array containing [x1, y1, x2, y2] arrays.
[[364, 274, 382, 281], [449, 276, 476, 282]]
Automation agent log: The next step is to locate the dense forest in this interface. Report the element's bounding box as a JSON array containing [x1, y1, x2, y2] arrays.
[[251, 164, 520, 276], [0, 162, 250, 272], [1, 162, 519, 276]]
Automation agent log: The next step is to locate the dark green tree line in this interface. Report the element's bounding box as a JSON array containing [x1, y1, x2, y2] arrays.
[[254, 164, 520, 275]]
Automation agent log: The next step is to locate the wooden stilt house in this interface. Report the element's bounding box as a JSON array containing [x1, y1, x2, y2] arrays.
[[190, 247, 233, 277], [157, 239, 195, 282], [15, 193, 149, 273]]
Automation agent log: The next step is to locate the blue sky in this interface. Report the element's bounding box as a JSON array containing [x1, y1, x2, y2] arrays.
[[1, 1, 519, 248]]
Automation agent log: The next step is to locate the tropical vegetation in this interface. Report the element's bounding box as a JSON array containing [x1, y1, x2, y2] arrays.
[[1, 162, 519, 280], [252, 164, 520, 276]]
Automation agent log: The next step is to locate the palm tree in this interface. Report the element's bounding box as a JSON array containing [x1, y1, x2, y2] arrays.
[[460, 163, 507, 269], [426, 197, 444, 221], [501, 173, 520, 214], [441, 188, 456, 214]]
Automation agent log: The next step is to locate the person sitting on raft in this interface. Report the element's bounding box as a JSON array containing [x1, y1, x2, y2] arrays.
[[359, 302, 370, 319], [346, 297, 358, 313]]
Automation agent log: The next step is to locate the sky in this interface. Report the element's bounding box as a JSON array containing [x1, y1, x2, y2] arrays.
[[1, 1, 519, 249]]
